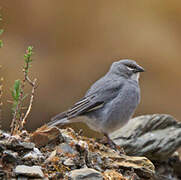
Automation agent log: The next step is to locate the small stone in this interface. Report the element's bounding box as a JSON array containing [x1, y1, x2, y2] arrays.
[[0, 169, 5, 179], [17, 176, 28, 180], [30, 126, 63, 147], [33, 147, 42, 155], [20, 142, 35, 150], [103, 170, 125, 180], [61, 128, 76, 143], [23, 151, 39, 160], [68, 168, 103, 180], [58, 143, 76, 154], [6, 139, 35, 151], [64, 158, 75, 166], [23, 147, 43, 160], [15, 165, 44, 178], [2, 150, 18, 164]]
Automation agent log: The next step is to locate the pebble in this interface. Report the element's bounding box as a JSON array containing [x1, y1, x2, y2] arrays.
[[2, 150, 18, 164], [68, 168, 103, 180], [14, 165, 44, 178]]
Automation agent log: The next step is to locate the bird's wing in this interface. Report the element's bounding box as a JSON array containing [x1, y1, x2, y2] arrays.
[[50, 77, 124, 123], [66, 78, 124, 119], [49, 94, 104, 124], [66, 94, 104, 119]]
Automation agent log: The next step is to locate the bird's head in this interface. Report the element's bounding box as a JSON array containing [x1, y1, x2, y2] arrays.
[[109, 59, 145, 81]]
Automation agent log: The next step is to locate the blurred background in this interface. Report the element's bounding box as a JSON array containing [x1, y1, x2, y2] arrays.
[[0, 0, 181, 137]]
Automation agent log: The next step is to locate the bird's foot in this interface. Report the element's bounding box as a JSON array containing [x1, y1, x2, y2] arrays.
[[103, 133, 125, 155]]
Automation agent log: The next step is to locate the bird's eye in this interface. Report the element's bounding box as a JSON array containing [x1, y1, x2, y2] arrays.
[[126, 65, 136, 71]]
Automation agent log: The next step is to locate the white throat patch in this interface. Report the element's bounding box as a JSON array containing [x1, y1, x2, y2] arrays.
[[131, 72, 140, 82]]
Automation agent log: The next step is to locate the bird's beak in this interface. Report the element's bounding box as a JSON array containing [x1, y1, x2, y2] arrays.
[[135, 65, 145, 73]]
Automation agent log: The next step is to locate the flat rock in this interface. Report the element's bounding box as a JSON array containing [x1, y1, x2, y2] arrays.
[[102, 152, 155, 179], [103, 170, 130, 180], [30, 125, 64, 147], [64, 158, 75, 166], [111, 114, 181, 160], [58, 142, 76, 154], [68, 168, 103, 180], [6, 140, 35, 151], [14, 165, 44, 178]]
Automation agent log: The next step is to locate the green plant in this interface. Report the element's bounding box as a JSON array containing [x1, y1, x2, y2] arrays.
[[10, 46, 37, 135]]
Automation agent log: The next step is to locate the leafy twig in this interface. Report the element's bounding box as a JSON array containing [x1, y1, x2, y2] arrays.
[[10, 46, 37, 135], [10, 80, 21, 135], [21, 78, 37, 128]]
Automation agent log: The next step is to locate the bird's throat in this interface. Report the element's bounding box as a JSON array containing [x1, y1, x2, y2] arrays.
[[131, 72, 140, 82]]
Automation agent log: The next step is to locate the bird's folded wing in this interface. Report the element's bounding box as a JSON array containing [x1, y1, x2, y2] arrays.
[[66, 94, 104, 119], [49, 94, 104, 124], [50, 79, 123, 122]]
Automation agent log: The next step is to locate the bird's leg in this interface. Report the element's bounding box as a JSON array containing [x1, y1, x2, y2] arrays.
[[103, 133, 125, 154], [103, 133, 118, 150]]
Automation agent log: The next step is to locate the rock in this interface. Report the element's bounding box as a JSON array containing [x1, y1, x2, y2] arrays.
[[19, 142, 35, 150], [17, 176, 28, 180], [171, 153, 181, 178], [111, 114, 181, 160], [103, 170, 128, 180], [63, 158, 75, 166], [102, 152, 155, 179], [30, 125, 64, 147], [58, 142, 76, 154], [61, 128, 78, 143], [2, 150, 19, 164], [45, 149, 57, 163], [33, 147, 42, 155], [153, 152, 181, 180], [23, 147, 43, 160], [68, 168, 103, 180], [5, 139, 35, 151], [0, 130, 10, 139], [23, 151, 39, 160], [0, 169, 5, 179], [14, 165, 44, 178]]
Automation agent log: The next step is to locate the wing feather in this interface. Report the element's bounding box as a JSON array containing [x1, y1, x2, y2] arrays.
[[50, 77, 124, 122]]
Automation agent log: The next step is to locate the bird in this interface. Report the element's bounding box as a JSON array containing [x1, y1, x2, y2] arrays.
[[47, 59, 144, 148]]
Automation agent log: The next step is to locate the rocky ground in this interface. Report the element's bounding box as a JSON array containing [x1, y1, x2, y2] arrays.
[[0, 114, 181, 180]]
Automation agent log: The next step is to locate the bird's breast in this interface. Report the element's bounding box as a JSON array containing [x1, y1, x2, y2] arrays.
[[102, 82, 140, 133]]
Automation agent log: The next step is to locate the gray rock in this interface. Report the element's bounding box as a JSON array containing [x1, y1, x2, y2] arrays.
[[64, 158, 75, 166], [6, 140, 35, 151], [59, 143, 76, 154], [14, 165, 44, 178], [23, 147, 43, 160], [2, 150, 19, 164], [68, 168, 103, 180], [17, 176, 28, 180], [111, 114, 181, 160], [23, 151, 39, 160]]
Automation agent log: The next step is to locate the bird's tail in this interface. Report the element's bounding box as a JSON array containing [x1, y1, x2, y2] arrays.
[[47, 111, 70, 127]]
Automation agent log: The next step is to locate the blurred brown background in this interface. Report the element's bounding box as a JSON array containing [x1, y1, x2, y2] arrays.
[[0, 0, 181, 136]]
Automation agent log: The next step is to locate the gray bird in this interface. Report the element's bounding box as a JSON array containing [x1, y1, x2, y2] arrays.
[[47, 59, 144, 147]]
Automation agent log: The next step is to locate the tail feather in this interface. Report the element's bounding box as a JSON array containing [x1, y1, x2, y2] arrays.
[[47, 111, 70, 127]]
